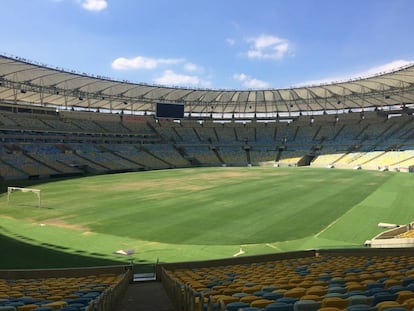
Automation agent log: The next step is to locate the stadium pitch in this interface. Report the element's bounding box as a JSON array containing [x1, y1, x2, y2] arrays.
[[0, 166, 413, 268]]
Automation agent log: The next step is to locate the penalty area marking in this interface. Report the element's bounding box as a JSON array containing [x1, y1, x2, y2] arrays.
[[266, 243, 280, 250], [233, 247, 245, 257], [315, 202, 363, 237]]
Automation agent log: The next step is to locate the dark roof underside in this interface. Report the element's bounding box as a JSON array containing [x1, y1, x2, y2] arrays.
[[1, 55, 414, 115]]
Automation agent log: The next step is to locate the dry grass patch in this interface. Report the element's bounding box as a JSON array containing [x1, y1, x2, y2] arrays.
[[41, 218, 89, 232]]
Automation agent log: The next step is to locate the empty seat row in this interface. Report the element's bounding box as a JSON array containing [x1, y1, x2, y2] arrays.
[[162, 254, 414, 311], [0, 273, 127, 311]]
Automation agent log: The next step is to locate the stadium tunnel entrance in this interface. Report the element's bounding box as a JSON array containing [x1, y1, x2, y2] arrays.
[[298, 154, 315, 166]]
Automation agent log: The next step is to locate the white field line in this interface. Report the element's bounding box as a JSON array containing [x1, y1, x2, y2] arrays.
[[315, 203, 362, 237], [265, 243, 280, 250], [233, 248, 245, 257]]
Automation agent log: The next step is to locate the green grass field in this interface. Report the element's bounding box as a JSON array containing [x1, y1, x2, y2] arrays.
[[0, 166, 413, 268]]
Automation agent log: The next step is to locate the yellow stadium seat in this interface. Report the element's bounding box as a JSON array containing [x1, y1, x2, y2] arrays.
[[284, 287, 307, 298], [306, 286, 327, 296], [240, 295, 261, 304], [17, 305, 39, 311], [321, 297, 349, 309], [397, 290, 414, 304], [250, 298, 274, 308], [375, 301, 408, 311], [42, 301, 68, 310], [402, 297, 414, 310]]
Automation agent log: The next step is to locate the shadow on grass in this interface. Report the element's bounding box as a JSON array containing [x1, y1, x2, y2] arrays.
[[0, 233, 132, 269], [0, 180, 155, 269]]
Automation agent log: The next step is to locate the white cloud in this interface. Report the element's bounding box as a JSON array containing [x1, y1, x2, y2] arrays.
[[295, 59, 414, 87], [246, 34, 290, 60], [226, 38, 236, 46], [112, 56, 184, 70], [184, 63, 199, 72], [233, 73, 269, 89], [112, 56, 208, 86], [358, 60, 413, 76], [154, 70, 202, 86], [81, 0, 108, 11]]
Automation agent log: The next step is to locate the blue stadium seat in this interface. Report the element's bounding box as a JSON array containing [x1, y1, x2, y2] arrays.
[[225, 301, 250, 311], [293, 299, 321, 311], [347, 304, 377, 311], [264, 302, 294, 311]]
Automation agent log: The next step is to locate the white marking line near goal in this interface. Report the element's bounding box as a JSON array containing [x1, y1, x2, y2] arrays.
[[233, 247, 245, 257]]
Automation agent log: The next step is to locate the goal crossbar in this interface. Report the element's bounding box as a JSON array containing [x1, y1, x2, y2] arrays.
[[7, 187, 41, 207]]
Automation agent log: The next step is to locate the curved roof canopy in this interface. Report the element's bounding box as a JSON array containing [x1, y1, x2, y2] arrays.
[[1, 54, 414, 116]]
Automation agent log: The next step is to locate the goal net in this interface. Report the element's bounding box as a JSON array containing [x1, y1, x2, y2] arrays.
[[7, 187, 41, 207]]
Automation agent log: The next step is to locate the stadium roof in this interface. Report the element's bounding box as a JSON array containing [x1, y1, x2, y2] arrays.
[[1, 54, 414, 117]]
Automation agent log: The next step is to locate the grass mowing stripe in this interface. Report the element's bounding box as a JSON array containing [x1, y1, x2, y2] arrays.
[[1, 167, 413, 267], [318, 172, 414, 243]]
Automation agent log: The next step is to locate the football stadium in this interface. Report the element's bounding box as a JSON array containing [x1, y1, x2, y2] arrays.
[[1, 52, 414, 310], [1, 2, 414, 310]]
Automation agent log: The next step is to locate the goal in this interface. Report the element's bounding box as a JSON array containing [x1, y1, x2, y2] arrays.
[[7, 187, 41, 207]]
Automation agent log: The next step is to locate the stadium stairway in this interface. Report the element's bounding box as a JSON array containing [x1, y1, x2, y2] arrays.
[[139, 146, 175, 169], [114, 281, 175, 311]]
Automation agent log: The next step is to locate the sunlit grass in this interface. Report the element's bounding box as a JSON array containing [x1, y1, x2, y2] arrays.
[[0, 166, 413, 267]]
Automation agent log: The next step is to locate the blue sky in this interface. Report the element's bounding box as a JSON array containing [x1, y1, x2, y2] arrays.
[[1, 0, 414, 90]]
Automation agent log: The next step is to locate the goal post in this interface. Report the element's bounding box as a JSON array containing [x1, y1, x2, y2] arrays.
[[7, 187, 41, 207]]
